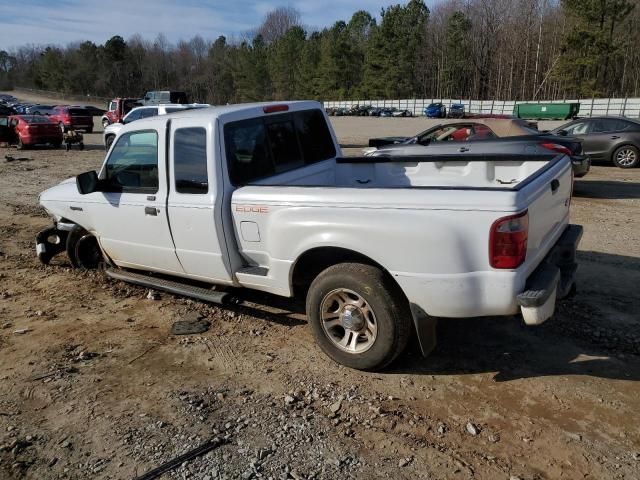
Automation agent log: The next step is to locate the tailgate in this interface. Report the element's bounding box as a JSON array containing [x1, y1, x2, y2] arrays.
[[522, 157, 573, 271]]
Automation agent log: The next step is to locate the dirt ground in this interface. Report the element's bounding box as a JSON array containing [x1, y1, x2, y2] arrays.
[[0, 92, 639, 480]]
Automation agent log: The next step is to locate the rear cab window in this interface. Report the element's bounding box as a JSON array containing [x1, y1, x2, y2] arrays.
[[224, 109, 336, 185]]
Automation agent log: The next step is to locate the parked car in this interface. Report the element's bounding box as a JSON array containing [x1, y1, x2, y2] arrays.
[[7, 115, 63, 149], [379, 107, 398, 117], [25, 104, 55, 115], [552, 116, 640, 168], [101, 98, 142, 128], [49, 106, 94, 133], [140, 90, 189, 106], [424, 102, 446, 118], [12, 104, 32, 115], [448, 104, 465, 118], [366, 119, 590, 177], [103, 103, 209, 149], [36, 101, 582, 371]]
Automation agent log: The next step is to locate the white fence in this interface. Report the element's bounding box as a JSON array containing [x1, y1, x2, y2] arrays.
[[323, 98, 640, 118]]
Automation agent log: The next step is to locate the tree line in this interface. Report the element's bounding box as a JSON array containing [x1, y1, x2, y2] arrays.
[[1, 0, 639, 104]]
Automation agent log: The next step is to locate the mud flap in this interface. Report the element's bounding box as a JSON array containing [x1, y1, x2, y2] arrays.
[[410, 304, 438, 357], [35, 227, 68, 264]]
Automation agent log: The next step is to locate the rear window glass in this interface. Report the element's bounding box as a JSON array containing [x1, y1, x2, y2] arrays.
[[69, 108, 89, 116], [165, 107, 186, 114], [224, 109, 336, 185], [174, 127, 208, 194], [24, 115, 52, 124]]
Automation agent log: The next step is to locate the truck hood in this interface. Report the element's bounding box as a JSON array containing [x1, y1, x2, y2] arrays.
[[39, 176, 78, 205]]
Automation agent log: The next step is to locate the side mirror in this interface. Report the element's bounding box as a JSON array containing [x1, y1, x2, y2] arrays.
[[76, 170, 99, 195]]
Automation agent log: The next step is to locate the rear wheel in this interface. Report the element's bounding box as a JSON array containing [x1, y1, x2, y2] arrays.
[[306, 263, 412, 371], [66, 226, 103, 270], [612, 145, 639, 168]]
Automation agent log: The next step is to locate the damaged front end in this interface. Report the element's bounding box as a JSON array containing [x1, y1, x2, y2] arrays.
[[35, 220, 75, 265]]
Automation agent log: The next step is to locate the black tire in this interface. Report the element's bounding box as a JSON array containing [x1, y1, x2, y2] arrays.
[[86, 127, 93, 134], [66, 226, 103, 270], [306, 263, 412, 371], [612, 145, 639, 168], [105, 135, 115, 151], [79, 142, 85, 151], [52, 141, 62, 149]]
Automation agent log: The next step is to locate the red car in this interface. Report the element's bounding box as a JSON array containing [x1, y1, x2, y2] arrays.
[[8, 115, 63, 149], [49, 106, 94, 133]]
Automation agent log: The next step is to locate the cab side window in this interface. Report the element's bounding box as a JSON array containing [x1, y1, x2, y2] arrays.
[[124, 109, 143, 124], [104, 130, 158, 193], [565, 122, 589, 135], [174, 127, 208, 194]]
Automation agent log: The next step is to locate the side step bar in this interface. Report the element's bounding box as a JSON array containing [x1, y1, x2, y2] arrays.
[[105, 269, 239, 305]]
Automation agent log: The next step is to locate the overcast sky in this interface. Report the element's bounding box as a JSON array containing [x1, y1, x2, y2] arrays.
[[0, 0, 435, 50]]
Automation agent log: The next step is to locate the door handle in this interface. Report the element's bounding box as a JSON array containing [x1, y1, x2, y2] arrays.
[[550, 179, 560, 193], [458, 147, 470, 152], [611, 135, 620, 139], [144, 206, 158, 216]]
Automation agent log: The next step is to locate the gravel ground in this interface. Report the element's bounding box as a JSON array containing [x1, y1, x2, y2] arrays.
[[0, 92, 639, 480]]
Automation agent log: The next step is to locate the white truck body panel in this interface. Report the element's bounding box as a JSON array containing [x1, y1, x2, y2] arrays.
[[39, 101, 575, 322]]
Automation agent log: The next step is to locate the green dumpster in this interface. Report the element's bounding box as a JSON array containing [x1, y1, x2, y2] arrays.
[[513, 103, 580, 120]]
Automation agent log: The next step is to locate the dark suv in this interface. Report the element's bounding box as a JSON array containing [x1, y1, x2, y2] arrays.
[[49, 106, 94, 133]]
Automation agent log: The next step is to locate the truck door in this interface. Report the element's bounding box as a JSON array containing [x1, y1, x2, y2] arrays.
[[167, 119, 233, 283], [89, 128, 184, 273]]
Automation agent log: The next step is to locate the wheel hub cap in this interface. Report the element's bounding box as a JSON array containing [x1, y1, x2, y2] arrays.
[[340, 307, 365, 331], [320, 288, 378, 354]]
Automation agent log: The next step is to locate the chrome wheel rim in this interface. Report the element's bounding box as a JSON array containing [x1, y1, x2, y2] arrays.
[[616, 148, 637, 167], [320, 288, 377, 354]]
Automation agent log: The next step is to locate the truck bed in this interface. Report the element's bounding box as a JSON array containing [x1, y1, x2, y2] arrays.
[[252, 154, 562, 191]]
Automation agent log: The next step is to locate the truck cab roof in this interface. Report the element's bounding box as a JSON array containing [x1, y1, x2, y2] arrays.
[[122, 101, 323, 130]]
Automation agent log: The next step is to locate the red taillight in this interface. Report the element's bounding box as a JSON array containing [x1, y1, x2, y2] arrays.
[[489, 210, 529, 269], [263, 104, 289, 114], [540, 142, 572, 156]]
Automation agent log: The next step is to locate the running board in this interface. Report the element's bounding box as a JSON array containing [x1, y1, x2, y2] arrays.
[[105, 269, 239, 305]]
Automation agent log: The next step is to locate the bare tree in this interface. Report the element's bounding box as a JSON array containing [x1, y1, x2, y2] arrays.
[[257, 6, 302, 43]]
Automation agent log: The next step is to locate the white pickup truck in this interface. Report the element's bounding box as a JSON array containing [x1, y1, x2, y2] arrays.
[[36, 101, 582, 371]]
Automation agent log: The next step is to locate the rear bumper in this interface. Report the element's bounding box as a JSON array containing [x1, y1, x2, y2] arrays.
[[571, 155, 590, 178], [516, 224, 582, 324]]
